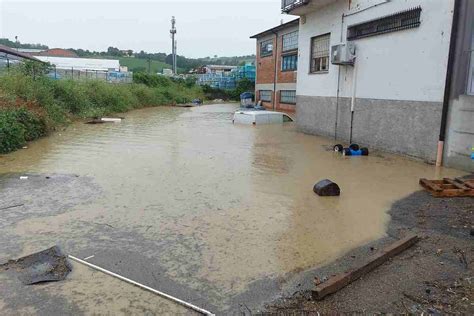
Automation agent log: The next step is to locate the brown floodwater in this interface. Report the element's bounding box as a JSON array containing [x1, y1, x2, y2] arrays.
[[0, 103, 464, 313]]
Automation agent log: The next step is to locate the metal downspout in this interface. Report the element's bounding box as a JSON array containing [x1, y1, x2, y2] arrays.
[[436, 0, 461, 167], [272, 31, 279, 110]]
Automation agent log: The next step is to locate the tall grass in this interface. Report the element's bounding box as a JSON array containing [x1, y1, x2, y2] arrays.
[[0, 71, 203, 154]]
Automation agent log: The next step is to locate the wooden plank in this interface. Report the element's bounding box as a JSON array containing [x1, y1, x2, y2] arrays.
[[419, 179, 442, 192], [312, 235, 419, 300], [457, 178, 474, 189], [443, 178, 468, 191]]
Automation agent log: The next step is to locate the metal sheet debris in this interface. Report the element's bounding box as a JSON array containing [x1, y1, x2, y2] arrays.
[[0, 246, 72, 285]]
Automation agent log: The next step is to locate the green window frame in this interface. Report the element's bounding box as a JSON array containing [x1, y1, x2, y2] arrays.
[[282, 54, 298, 71]]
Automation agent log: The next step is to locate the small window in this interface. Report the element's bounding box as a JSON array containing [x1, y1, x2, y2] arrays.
[[282, 31, 298, 52], [259, 90, 272, 102], [347, 7, 422, 41], [310, 34, 330, 73], [280, 90, 296, 104], [260, 39, 273, 57], [282, 54, 298, 71]]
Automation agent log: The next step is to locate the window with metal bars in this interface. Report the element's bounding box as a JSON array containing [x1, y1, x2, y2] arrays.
[[260, 39, 274, 57], [282, 54, 298, 71], [310, 34, 330, 73], [259, 90, 272, 102], [282, 31, 298, 52], [347, 7, 422, 41], [280, 90, 296, 104]]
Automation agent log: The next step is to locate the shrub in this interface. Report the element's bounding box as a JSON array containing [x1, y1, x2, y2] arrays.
[[133, 73, 171, 87], [0, 108, 46, 153], [0, 70, 203, 154]]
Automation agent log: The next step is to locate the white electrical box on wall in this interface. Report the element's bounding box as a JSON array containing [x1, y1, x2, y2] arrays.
[[331, 43, 356, 66]]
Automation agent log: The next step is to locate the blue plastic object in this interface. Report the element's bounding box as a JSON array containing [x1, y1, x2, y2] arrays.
[[240, 92, 254, 100], [350, 149, 363, 156]]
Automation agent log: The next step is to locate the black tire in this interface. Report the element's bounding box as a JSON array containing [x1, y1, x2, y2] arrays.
[[343, 148, 352, 156], [349, 143, 360, 151], [361, 147, 369, 156], [333, 144, 343, 152]]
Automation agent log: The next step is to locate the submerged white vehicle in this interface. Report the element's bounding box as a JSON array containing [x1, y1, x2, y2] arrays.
[[232, 110, 294, 125]]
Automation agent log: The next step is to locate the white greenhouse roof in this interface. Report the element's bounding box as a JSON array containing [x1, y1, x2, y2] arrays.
[[36, 56, 120, 71]]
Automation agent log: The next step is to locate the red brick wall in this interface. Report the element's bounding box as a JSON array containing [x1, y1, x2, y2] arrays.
[[255, 30, 297, 113], [256, 35, 297, 85], [275, 91, 296, 112], [256, 38, 276, 85], [256, 90, 295, 112], [275, 37, 297, 85]]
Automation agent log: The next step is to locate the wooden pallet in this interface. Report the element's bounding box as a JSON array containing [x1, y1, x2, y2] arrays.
[[419, 177, 474, 197]]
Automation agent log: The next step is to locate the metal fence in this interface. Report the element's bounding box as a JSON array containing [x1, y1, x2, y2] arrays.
[[281, 0, 308, 12], [0, 56, 133, 84], [47, 67, 133, 83]]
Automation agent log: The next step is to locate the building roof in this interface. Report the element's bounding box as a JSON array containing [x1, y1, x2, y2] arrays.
[[35, 56, 120, 71], [0, 44, 42, 62], [206, 65, 238, 69], [250, 19, 300, 39], [35, 48, 78, 58]]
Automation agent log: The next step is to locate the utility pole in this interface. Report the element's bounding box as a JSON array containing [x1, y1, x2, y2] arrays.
[[170, 16, 177, 75], [174, 40, 177, 74]]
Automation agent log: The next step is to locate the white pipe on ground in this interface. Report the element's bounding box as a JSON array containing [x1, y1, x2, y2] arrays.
[[436, 141, 444, 167], [68, 255, 215, 316], [350, 61, 358, 113]]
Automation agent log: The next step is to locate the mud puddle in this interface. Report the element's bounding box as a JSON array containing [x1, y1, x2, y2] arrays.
[[0, 104, 465, 313]]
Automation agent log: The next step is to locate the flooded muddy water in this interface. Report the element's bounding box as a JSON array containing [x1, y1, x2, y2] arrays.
[[0, 104, 464, 313]]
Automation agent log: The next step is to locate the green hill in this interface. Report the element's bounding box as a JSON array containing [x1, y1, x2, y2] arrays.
[[118, 57, 174, 74]]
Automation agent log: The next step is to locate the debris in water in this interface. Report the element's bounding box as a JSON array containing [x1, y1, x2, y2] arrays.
[[20, 176, 28, 180], [313, 179, 341, 196], [86, 117, 123, 124], [0, 246, 72, 285], [0, 204, 24, 211]]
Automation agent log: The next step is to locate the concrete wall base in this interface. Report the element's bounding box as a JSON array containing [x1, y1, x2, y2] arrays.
[[296, 95, 442, 162], [444, 95, 474, 172]]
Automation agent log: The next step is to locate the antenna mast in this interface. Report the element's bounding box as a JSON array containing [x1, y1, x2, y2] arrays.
[[170, 16, 177, 75]]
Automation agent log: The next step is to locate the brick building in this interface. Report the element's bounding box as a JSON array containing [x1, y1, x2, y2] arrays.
[[251, 19, 299, 112]]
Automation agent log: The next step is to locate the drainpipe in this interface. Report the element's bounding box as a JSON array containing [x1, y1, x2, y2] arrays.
[[272, 31, 279, 110], [349, 60, 358, 144], [334, 13, 345, 140], [436, 0, 461, 167]]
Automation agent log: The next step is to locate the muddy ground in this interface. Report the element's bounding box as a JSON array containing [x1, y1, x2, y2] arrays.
[[0, 105, 470, 315], [264, 187, 473, 314]]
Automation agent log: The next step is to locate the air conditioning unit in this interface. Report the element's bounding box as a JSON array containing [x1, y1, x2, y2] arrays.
[[331, 43, 356, 66]]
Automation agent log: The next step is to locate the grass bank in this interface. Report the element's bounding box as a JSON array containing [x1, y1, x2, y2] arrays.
[[0, 72, 203, 154]]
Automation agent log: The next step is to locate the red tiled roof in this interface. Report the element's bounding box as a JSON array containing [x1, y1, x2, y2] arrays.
[[36, 48, 78, 58]]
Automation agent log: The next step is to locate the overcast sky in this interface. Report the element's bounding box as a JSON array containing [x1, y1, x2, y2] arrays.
[[0, 0, 296, 58]]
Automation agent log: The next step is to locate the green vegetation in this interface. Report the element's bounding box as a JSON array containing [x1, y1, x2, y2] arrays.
[[117, 57, 174, 74], [0, 69, 203, 154], [0, 38, 48, 50], [1, 38, 255, 74], [201, 77, 255, 101]]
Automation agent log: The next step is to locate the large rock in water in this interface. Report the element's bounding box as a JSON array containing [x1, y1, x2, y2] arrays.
[[313, 179, 341, 196]]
